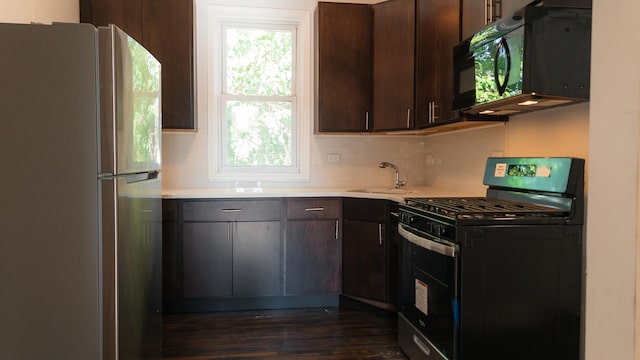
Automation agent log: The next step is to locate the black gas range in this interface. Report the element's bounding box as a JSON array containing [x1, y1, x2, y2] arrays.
[[397, 157, 584, 360]]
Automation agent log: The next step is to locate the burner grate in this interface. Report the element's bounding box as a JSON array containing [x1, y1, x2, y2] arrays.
[[405, 197, 567, 218]]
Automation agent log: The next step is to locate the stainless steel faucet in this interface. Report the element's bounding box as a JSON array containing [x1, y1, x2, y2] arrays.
[[379, 161, 407, 189]]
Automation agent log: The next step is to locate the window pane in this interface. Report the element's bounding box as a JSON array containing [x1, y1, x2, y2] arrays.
[[225, 27, 293, 96], [225, 100, 292, 166]]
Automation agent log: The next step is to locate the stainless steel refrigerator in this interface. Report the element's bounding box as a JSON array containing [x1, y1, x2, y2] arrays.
[[0, 23, 162, 359]]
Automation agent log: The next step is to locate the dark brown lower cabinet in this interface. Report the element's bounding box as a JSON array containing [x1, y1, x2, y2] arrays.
[[182, 222, 233, 298], [286, 220, 340, 295], [232, 221, 281, 297], [178, 220, 282, 298], [342, 198, 396, 307], [163, 198, 341, 313], [342, 219, 387, 302], [285, 198, 341, 296], [162, 199, 180, 302], [162, 197, 397, 312]]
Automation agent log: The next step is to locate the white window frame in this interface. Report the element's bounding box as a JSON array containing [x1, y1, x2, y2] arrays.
[[195, 0, 313, 181]]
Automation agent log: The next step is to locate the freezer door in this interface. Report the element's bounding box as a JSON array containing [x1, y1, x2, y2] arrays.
[[99, 25, 162, 176], [101, 173, 162, 360]]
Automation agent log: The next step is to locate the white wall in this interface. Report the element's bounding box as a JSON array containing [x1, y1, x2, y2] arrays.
[[507, 103, 589, 160], [0, 0, 78, 24], [585, 0, 640, 358]]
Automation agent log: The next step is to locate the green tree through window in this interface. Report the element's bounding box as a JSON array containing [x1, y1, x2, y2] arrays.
[[223, 26, 294, 167]]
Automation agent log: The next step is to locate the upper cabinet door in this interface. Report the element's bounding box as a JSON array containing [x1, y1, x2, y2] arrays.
[[80, 0, 143, 40], [414, 0, 460, 127], [461, 0, 501, 40], [142, 0, 194, 130], [372, 0, 415, 131], [80, 0, 195, 130], [317, 2, 372, 132]]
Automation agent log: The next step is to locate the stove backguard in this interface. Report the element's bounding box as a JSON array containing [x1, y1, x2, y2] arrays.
[[482, 157, 585, 224]]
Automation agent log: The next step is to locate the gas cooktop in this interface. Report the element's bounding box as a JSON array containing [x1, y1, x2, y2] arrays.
[[400, 157, 585, 226], [405, 197, 568, 220]]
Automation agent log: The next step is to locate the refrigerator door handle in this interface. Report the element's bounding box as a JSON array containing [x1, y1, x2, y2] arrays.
[[99, 170, 160, 183]]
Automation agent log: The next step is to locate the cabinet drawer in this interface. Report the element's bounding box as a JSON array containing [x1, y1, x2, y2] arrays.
[[343, 197, 388, 222], [183, 199, 281, 222], [286, 198, 340, 220]]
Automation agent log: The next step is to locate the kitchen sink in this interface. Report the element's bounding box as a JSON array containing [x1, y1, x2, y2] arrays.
[[347, 188, 415, 195]]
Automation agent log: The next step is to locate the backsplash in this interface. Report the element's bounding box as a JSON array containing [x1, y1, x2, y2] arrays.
[[162, 122, 507, 193], [162, 94, 587, 195]]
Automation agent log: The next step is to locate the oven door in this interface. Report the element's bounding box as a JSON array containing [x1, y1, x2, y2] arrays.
[[398, 224, 458, 360]]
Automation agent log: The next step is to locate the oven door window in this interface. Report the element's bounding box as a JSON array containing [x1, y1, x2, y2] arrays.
[[399, 238, 457, 359]]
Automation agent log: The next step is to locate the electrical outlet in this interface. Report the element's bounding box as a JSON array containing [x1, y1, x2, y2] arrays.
[[327, 153, 341, 163]]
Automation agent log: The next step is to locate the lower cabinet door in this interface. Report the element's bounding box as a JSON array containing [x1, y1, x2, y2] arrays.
[[286, 220, 340, 295], [342, 219, 387, 302], [233, 221, 282, 297], [183, 221, 282, 298], [182, 222, 232, 298]]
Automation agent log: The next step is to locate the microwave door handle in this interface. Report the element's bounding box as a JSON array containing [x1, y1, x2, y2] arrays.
[[494, 38, 512, 96]]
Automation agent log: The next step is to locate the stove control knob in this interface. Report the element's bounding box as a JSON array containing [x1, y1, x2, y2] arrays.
[[401, 213, 415, 224]]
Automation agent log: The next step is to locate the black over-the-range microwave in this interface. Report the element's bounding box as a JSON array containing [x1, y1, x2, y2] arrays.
[[452, 4, 592, 116]]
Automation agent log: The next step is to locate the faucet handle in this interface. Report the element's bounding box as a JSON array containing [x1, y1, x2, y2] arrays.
[[395, 178, 407, 189]]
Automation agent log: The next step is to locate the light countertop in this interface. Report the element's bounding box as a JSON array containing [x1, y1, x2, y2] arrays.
[[162, 186, 484, 203]]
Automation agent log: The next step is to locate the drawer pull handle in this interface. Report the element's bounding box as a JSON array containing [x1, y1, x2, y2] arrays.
[[221, 209, 243, 213], [304, 207, 324, 211]]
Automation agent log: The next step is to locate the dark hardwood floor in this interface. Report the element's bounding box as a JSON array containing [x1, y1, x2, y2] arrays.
[[162, 297, 408, 359]]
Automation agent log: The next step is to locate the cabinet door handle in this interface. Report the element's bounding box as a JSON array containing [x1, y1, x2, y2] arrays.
[[406, 109, 411, 128], [221, 208, 242, 213], [485, 0, 489, 25], [335, 220, 339, 240], [486, 0, 500, 24], [378, 223, 384, 245], [365, 112, 370, 131], [304, 207, 324, 212], [432, 101, 438, 123]]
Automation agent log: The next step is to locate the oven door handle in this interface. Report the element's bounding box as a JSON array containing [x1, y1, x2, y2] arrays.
[[399, 224, 456, 258]]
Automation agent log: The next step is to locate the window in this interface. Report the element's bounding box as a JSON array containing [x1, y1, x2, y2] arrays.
[[195, 1, 313, 181]]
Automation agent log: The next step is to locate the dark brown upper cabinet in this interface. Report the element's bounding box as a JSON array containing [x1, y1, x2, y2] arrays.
[[317, 2, 372, 132], [317, 0, 470, 134], [414, 0, 460, 127], [80, 0, 195, 130], [371, 0, 415, 131], [461, 0, 501, 40]]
